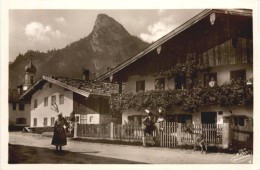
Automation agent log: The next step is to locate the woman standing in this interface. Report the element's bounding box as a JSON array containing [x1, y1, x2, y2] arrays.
[[52, 113, 69, 152]]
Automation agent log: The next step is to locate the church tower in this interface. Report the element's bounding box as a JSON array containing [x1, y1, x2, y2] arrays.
[[23, 60, 37, 91]]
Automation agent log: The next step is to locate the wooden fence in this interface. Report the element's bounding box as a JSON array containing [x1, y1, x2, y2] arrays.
[[75, 122, 224, 148], [181, 124, 223, 145], [113, 123, 144, 140], [160, 121, 178, 147], [77, 124, 111, 138]]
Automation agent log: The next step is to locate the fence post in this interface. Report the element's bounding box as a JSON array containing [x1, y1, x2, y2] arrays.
[[222, 123, 230, 149], [177, 123, 182, 146], [74, 122, 78, 138], [110, 122, 114, 139]]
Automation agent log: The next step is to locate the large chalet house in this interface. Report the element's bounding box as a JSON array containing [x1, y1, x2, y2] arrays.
[[97, 9, 253, 149], [20, 70, 119, 127]]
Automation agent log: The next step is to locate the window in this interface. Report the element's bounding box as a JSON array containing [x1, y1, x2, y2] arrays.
[[59, 94, 64, 105], [16, 118, 26, 124], [175, 75, 185, 89], [51, 95, 56, 104], [44, 97, 48, 107], [233, 116, 245, 126], [51, 117, 55, 126], [239, 117, 245, 126], [34, 99, 37, 109], [136, 80, 145, 92], [90, 116, 94, 123], [80, 115, 87, 124], [19, 103, 25, 111], [30, 75, 34, 85], [12, 103, 16, 110], [49, 83, 52, 88], [33, 118, 37, 126], [75, 116, 80, 123], [230, 69, 246, 82], [155, 78, 165, 90], [204, 73, 217, 87], [43, 118, 48, 127]]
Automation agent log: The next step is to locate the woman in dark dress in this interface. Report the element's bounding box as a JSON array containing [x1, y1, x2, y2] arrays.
[[52, 113, 69, 152], [142, 108, 156, 147]]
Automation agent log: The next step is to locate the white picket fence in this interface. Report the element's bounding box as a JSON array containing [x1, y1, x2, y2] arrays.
[[75, 122, 223, 148]]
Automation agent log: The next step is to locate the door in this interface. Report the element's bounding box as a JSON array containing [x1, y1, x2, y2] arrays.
[[201, 112, 216, 124], [201, 112, 217, 144]]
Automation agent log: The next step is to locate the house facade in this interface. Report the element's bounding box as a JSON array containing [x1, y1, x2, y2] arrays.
[[9, 89, 31, 130], [20, 73, 119, 127], [9, 60, 36, 130], [97, 9, 253, 149]]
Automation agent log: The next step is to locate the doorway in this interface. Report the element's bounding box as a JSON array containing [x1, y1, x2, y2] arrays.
[[201, 112, 217, 124]]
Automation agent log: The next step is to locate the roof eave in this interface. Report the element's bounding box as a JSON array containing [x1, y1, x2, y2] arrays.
[[95, 8, 252, 82]]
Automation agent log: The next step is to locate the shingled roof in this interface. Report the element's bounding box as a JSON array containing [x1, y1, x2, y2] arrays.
[[20, 75, 119, 100]]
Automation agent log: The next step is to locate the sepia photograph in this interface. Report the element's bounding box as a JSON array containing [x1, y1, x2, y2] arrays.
[[1, 0, 259, 169]]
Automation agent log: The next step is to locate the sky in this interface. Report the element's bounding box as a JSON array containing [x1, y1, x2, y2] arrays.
[[9, 9, 204, 62]]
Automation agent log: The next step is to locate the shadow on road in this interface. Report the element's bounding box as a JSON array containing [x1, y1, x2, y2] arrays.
[[9, 144, 146, 164]]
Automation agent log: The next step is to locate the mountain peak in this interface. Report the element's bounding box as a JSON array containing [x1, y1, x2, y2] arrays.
[[93, 13, 130, 40], [9, 14, 149, 89]]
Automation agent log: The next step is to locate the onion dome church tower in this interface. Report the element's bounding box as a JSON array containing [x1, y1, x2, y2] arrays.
[[23, 60, 37, 91]]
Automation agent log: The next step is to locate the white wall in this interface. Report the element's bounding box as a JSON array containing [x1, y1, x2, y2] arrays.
[[192, 105, 253, 124], [86, 114, 100, 124], [30, 82, 73, 127], [9, 102, 31, 127], [125, 63, 252, 92], [125, 75, 175, 93], [196, 63, 253, 86], [122, 105, 253, 125]]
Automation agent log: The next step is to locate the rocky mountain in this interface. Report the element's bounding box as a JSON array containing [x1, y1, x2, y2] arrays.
[[9, 14, 149, 88]]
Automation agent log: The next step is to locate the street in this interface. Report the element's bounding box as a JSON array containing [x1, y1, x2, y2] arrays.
[[9, 132, 246, 164]]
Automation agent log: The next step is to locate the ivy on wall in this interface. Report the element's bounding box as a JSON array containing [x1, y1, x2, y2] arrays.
[[110, 80, 253, 115], [110, 53, 253, 115], [159, 53, 210, 89]]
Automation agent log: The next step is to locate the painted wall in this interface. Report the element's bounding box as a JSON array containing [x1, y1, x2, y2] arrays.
[[125, 63, 252, 92], [196, 63, 253, 86], [9, 102, 31, 127], [122, 105, 252, 125], [30, 82, 73, 127], [191, 105, 253, 124], [125, 75, 175, 92]]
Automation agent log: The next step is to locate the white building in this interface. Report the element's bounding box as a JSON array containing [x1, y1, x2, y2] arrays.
[[20, 73, 119, 127], [9, 60, 36, 130]]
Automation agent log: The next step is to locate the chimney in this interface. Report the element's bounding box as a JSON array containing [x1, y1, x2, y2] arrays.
[[82, 68, 90, 81]]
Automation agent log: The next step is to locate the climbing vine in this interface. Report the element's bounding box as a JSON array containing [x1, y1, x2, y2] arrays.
[[159, 53, 210, 89], [110, 80, 253, 115]]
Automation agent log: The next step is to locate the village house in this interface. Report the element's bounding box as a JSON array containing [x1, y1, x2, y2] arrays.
[[19, 69, 119, 128], [96, 9, 253, 150], [9, 60, 36, 130]]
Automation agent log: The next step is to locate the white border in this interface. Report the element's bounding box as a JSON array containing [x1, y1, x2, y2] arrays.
[[1, 0, 259, 170]]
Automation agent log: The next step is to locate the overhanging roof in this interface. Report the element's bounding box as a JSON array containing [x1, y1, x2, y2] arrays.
[[20, 75, 118, 100], [96, 9, 252, 82]]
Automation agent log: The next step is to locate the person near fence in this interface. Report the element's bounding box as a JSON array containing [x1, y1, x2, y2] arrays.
[[52, 113, 69, 152], [142, 108, 156, 147]]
